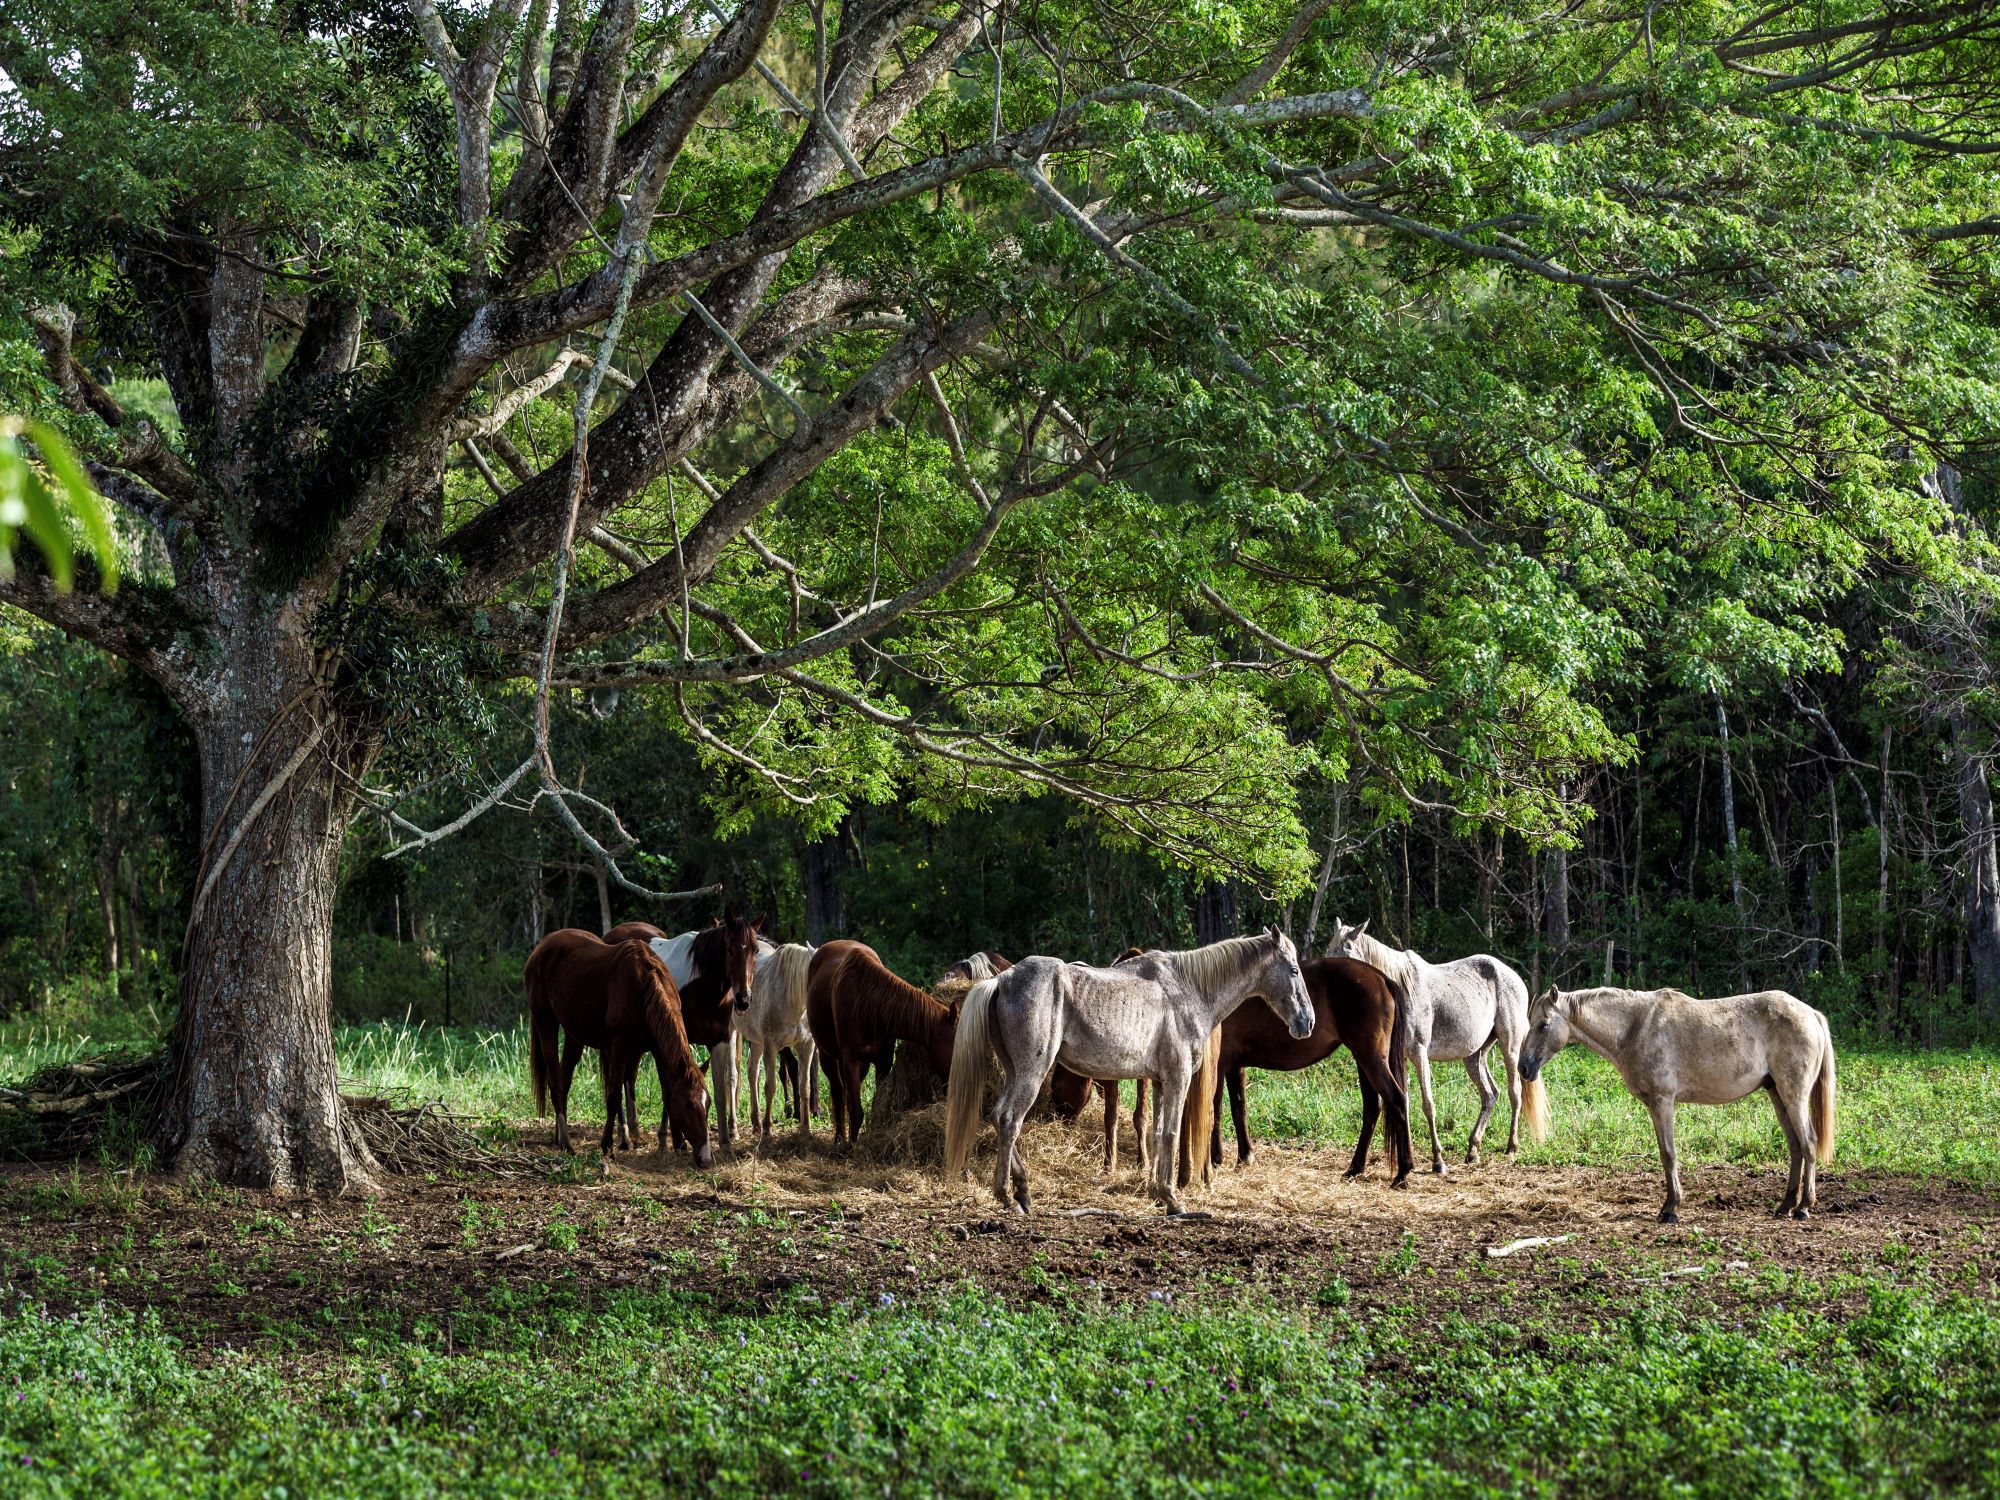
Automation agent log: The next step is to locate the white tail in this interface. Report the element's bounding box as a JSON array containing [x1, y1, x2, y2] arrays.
[[1811, 1023, 1838, 1164], [1520, 1073, 1550, 1143], [942, 977, 998, 1178]]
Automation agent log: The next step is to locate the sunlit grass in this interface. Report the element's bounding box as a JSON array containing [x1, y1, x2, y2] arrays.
[[1240, 1043, 2000, 1184], [6, 999, 1998, 1183]]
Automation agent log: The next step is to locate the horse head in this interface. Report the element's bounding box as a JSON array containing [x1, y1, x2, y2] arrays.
[[1261, 926, 1316, 1040], [718, 910, 763, 1011], [1518, 984, 1569, 1082], [667, 1069, 714, 1169], [1326, 915, 1370, 959]]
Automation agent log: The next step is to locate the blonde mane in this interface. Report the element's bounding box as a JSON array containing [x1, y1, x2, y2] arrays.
[[1158, 933, 1273, 993]]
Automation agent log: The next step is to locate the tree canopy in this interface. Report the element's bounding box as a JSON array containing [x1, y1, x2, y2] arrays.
[[1, 0, 1997, 1189]]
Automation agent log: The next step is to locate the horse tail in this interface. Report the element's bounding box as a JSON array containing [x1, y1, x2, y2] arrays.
[[525, 957, 549, 1117], [1179, 1027, 1221, 1192], [1385, 972, 1410, 1082], [943, 977, 998, 1179], [1811, 1020, 1838, 1164], [1520, 1071, 1551, 1144]]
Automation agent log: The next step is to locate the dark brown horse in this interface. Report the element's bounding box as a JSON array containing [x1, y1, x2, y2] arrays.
[[524, 929, 712, 1164], [807, 940, 961, 1145], [1049, 948, 1153, 1172], [605, 915, 762, 1145], [1208, 954, 1414, 1186]]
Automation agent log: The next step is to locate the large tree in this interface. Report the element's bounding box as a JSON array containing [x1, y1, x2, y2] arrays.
[[2, 0, 1994, 1191]]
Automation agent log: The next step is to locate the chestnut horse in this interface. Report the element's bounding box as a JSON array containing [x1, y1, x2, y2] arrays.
[[524, 929, 712, 1164], [1208, 954, 1415, 1187], [807, 940, 961, 1145], [605, 915, 762, 1145]]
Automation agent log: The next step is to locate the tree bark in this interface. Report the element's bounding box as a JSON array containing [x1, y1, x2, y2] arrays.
[[1950, 711, 2000, 1025], [802, 818, 855, 944], [1194, 880, 1238, 944], [154, 610, 379, 1195]]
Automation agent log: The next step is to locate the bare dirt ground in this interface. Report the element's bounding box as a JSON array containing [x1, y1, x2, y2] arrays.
[[5, 1109, 1995, 1352]]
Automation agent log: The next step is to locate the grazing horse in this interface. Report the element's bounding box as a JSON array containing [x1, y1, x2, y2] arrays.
[[605, 915, 763, 1145], [945, 930, 1314, 1215], [524, 930, 712, 1164], [739, 943, 818, 1137], [1520, 984, 1837, 1222], [940, 951, 1011, 984], [1330, 918, 1546, 1171], [807, 941, 962, 1146], [1207, 955, 1415, 1187]]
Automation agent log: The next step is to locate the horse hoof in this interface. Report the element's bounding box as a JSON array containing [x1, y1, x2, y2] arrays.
[[1659, 1208, 1680, 1224], [1390, 1175, 1411, 1191], [1342, 1167, 1363, 1181], [1431, 1164, 1447, 1176], [1791, 1207, 1810, 1222], [1465, 1150, 1480, 1166]]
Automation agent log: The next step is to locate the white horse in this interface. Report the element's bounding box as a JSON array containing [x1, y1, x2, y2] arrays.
[[737, 942, 817, 1137], [1520, 984, 1837, 1222], [944, 929, 1314, 1215], [1330, 918, 1546, 1171]]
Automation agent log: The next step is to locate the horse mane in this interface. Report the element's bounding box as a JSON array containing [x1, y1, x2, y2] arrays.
[[616, 942, 701, 1090], [689, 922, 727, 972], [754, 943, 814, 1013], [847, 948, 953, 1037], [1158, 933, 1272, 993]]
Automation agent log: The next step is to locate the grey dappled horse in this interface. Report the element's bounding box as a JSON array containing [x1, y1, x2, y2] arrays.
[[1330, 918, 1545, 1171], [1520, 984, 1837, 1222], [944, 929, 1314, 1215]]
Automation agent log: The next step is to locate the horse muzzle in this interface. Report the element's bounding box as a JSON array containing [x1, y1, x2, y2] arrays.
[[694, 1143, 715, 1169], [1518, 1056, 1541, 1083], [733, 994, 751, 1012]]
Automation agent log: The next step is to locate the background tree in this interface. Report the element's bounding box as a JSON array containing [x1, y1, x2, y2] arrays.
[[1, 0, 1995, 1191]]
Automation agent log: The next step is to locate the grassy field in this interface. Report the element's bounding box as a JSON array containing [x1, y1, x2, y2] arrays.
[[13, 1012, 1993, 1183], [5, 1008, 1999, 1496]]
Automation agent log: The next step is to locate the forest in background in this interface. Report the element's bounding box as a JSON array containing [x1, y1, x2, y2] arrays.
[[9, 561, 1999, 1048]]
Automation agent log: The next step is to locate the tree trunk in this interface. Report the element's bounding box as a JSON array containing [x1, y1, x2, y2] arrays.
[[155, 612, 379, 1196], [1713, 689, 1749, 991], [802, 818, 855, 944], [1950, 711, 2000, 1025], [1194, 880, 1238, 944]]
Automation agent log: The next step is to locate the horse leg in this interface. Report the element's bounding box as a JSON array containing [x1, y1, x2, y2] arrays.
[[1132, 1080, 1151, 1176], [794, 1040, 816, 1137], [1101, 1082, 1119, 1174], [1226, 1067, 1252, 1166], [599, 1047, 624, 1155], [1500, 1041, 1527, 1155], [553, 1035, 586, 1152], [1464, 1045, 1499, 1165], [990, 1071, 1042, 1214], [1148, 1060, 1192, 1215], [1413, 1046, 1447, 1174], [842, 1056, 867, 1145], [1767, 1079, 1814, 1220], [1347, 1063, 1379, 1180], [1645, 1093, 1682, 1223]]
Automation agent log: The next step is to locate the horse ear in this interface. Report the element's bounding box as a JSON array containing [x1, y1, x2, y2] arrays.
[[1355, 917, 1370, 938], [752, 912, 767, 932]]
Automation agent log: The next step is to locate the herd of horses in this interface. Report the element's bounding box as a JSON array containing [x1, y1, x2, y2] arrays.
[[524, 914, 1840, 1224]]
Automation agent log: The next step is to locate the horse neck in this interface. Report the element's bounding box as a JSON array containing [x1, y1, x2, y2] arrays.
[[1359, 935, 1420, 988], [867, 966, 951, 1046], [633, 968, 699, 1087], [1173, 941, 1273, 1027], [1560, 989, 1631, 1063]]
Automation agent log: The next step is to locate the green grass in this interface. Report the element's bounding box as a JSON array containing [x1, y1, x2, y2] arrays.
[[9, 1005, 1999, 1184], [3, 1280, 1997, 1497], [1245, 1044, 2000, 1183]]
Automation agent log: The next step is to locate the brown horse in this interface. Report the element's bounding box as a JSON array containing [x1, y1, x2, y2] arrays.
[[605, 915, 762, 1145], [524, 929, 712, 1164], [1207, 954, 1414, 1186], [1049, 948, 1153, 1173], [807, 940, 961, 1145]]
